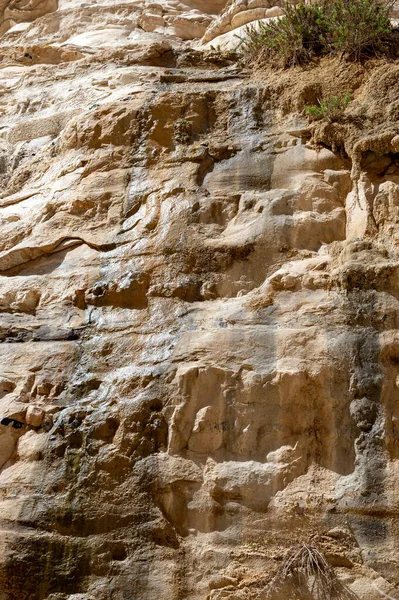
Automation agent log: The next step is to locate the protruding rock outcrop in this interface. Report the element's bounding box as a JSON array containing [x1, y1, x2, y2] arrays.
[[202, 0, 284, 44]]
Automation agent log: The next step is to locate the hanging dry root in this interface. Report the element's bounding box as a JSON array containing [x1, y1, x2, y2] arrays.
[[263, 543, 359, 600]]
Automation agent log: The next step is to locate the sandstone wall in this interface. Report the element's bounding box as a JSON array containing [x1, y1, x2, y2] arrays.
[[0, 2, 398, 600]]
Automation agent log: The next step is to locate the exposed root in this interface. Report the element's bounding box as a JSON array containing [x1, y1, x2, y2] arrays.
[[262, 543, 359, 600]]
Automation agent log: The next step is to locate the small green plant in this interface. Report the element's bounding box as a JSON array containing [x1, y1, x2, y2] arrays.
[[174, 119, 191, 145], [240, 0, 395, 68], [305, 91, 352, 122]]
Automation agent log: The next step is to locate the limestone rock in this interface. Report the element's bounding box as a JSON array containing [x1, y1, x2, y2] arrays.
[[201, 0, 284, 44], [25, 405, 45, 427], [0, 0, 399, 599]]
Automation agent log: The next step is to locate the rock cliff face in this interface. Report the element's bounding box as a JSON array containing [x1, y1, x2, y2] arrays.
[[1, 1, 399, 599]]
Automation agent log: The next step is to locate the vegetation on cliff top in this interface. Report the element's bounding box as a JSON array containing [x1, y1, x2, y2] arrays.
[[241, 0, 396, 68]]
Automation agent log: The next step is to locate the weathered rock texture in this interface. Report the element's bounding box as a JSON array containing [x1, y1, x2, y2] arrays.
[[1, 1, 399, 600], [201, 0, 284, 44]]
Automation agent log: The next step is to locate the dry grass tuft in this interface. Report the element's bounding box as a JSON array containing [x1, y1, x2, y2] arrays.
[[263, 543, 359, 600]]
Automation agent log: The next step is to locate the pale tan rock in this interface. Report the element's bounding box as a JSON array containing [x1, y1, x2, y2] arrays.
[[137, 12, 165, 32], [0, 0, 58, 35], [0, 376, 15, 396], [202, 0, 273, 43], [0, 0, 398, 598], [231, 8, 268, 29], [25, 405, 45, 427], [165, 14, 212, 40], [17, 430, 48, 461], [248, 0, 269, 8], [265, 5, 285, 17]]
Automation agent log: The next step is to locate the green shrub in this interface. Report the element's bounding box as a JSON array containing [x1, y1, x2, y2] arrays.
[[241, 0, 395, 67], [328, 0, 394, 59], [241, 2, 331, 68], [174, 119, 191, 144], [305, 91, 352, 122]]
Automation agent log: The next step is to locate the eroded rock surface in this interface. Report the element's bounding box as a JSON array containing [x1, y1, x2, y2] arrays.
[[201, 0, 284, 44], [0, 1, 399, 600]]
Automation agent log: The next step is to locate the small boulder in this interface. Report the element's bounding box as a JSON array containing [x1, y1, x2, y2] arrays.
[[26, 406, 45, 428]]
